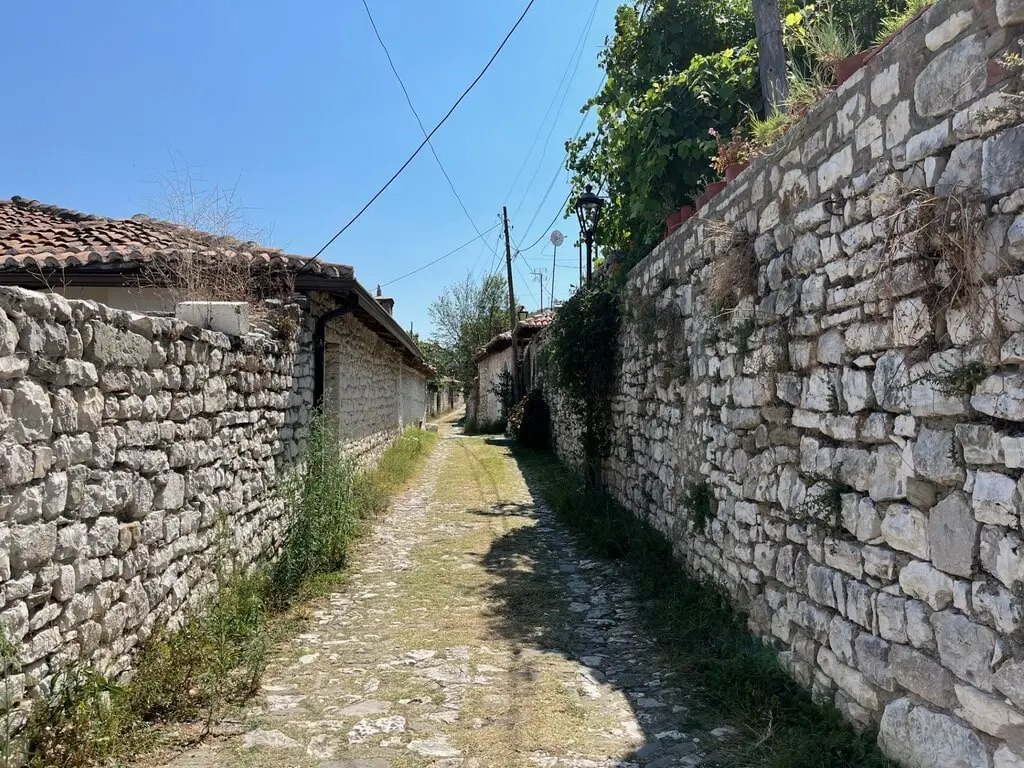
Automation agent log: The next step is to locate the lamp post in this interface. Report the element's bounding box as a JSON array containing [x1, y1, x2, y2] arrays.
[[574, 185, 606, 283]]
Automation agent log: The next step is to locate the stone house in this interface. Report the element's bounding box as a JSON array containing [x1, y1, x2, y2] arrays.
[[467, 310, 553, 427], [0, 196, 432, 461]]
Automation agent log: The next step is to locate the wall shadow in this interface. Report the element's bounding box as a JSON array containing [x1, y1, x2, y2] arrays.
[[473, 456, 719, 768]]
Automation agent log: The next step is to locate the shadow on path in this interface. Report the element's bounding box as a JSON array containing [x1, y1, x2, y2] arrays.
[[475, 458, 725, 767]]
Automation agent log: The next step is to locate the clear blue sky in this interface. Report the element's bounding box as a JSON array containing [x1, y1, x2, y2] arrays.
[[2, 1, 616, 339]]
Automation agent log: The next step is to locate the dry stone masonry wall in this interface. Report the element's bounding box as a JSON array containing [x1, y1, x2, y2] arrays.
[[0, 284, 429, 730], [547, 0, 1024, 764], [0, 286, 313, 722], [320, 305, 429, 464]]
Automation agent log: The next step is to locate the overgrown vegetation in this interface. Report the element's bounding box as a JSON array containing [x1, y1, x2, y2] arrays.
[[682, 481, 715, 533], [564, 0, 899, 266], [874, 0, 932, 46], [507, 388, 552, 452], [514, 450, 896, 768], [544, 276, 622, 484], [7, 419, 437, 768], [426, 273, 510, 393], [927, 360, 990, 396]]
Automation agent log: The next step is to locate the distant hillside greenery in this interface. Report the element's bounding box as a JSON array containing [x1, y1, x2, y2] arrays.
[[565, 0, 894, 266]]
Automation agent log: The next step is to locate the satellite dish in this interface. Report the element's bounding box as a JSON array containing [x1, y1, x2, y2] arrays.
[[550, 230, 565, 247]]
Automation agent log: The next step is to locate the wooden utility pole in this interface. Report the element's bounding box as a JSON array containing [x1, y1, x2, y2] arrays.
[[503, 206, 521, 403], [754, 0, 789, 112]]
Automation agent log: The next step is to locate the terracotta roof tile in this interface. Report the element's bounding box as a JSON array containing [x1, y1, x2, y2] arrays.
[[0, 196, 353, 280]]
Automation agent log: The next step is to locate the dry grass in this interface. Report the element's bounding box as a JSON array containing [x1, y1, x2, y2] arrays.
[[706, 220, 758, 313]]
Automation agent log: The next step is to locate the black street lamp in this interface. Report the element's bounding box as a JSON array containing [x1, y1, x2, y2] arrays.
[[574, 185, 605, 283]]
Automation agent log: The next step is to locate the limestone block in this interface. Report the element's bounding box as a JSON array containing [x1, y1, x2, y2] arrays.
[[841, 494, 882, 542], [801, 369, 835, 412], [818, 146, 853, 192], [871, 63, 900, 107], [824, 539, 864, 579], [9, 379, 53, 444], [871, 445, 914, 502], [957, 424, 1004, 465], [913, 427, 966, 486], [818, 646, 881, 711], [841, 368, 873, 413], [932, 610, 997, 690], [880, 698, 992, 768], [926, 491, 978, 577], [886, 100, 912, 150], [985, 126, 1024, 198], [90, 324, 152, 368], [909, 378, 966, 417], [873, 350, 909, 412], [995, 746, 1024, 768], [936, 138, 983, 196], [995, 658, 1024, 709], [76, 388, 104, 432], [972, 580, 1022, 634], [972, 471, 1020, 527], [845, 578, 875, 629], [882, 503, 929, 559], [996, 275, 1024, 333], [972, 373, 1024, 422], [1002, 436, 1024, 469], [997, 0, 1024, 24], [877, 593, 909, 642], [914, 34, 987, 118], [980, 527, 1024, 588], [925, 10, 974, 51], [817, 329, 845, 365], [899, 560, 955, 610], [10, 523, 56, 573], [55, 359, 99, 388], [906, 120, 953, 163], [954, 683, 1024, 740]]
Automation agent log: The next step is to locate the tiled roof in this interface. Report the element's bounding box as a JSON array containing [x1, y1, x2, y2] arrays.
[[474, 310, 557, 361], [0, 197, 353, 280], [519, 309, 555, 330]]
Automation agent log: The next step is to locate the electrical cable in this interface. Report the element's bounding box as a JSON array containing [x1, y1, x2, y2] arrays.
[[380, 222, 501, 287], [360, 0, 502, 270], [301, 0, 538, 271], [503, 0, 601, 210]]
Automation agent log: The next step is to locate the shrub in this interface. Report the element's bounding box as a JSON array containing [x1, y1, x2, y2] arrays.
[[507, 389, 552, 452]]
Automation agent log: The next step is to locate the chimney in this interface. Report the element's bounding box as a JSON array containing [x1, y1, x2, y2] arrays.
[[375, 284, 395, 316]]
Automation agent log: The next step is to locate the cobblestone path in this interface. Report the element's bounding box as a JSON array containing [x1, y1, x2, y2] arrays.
[[158, 422, 726, 768]]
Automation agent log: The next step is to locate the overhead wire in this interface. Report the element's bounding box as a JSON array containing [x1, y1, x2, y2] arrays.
[[359, 0, 502, 270], [503, 0, 601, 213], [380, 223, 502, 287], [301, 0, 538, 271]]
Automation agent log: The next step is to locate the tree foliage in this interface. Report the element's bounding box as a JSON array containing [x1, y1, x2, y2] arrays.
[[565, 0, 892, 266], [566, 0, 760, 261], [427, 273, 510, 391]]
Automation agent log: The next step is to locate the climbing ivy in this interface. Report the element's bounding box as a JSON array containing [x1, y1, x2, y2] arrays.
[[544, 277, 622, 485]]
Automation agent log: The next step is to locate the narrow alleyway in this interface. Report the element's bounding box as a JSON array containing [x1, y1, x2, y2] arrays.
[[159, 419, 728, 768]]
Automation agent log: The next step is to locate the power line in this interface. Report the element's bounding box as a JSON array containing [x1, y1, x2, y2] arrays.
[[381, 223, 502, 287], [360, 0, 501, 270], [302, 0, 538, 270], [504, 0, 601, 211]]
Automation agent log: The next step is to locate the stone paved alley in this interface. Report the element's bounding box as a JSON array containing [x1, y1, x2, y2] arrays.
[[157, 419, 728, 768]]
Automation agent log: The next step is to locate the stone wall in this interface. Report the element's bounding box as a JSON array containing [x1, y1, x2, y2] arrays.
[[318, 299, 429, 464], [541, 0, 1024, 764], [0, 284, 429, 728], [0, 286, 312, 723], [474, 346, 514, 427]]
